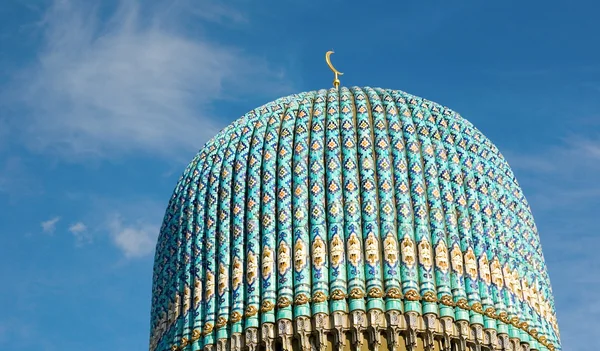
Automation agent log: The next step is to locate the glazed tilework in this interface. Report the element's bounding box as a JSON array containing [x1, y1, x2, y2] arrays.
[[149, 87, 560, 351]]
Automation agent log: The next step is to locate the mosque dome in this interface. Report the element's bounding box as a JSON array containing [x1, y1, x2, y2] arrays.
[[149, 86, 560, 351]]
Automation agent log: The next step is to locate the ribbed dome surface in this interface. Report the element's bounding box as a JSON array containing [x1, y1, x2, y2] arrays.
[[149, 87, 560, 351]]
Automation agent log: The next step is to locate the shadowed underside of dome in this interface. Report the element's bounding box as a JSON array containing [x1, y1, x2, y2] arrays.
[[149, 87, 560, 351]]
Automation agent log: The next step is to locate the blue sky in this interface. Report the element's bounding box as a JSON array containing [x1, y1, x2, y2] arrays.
[[0, 0, 598, 350]]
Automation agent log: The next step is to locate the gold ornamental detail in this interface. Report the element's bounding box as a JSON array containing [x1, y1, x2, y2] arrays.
[[312, 237, 327, 269], [312, 291, 328, 303], [232, 257, 243, 291], [367, 287, 384, 298], [464, 247, 478, 280], [277, 297, 292, 308], [325, 51, 343, 90], [230, 312, 242, 323], [330, 235, 345, 268], [205, 270, 215, 300], [434, 241, 449, 272], [331, 289, 346, 300], [422, 291, 437, 303], [401, 237, 416, 267], [217, 264, 228, 296], [471, 302, 484, 314], [450, 244, 463, 274], [203, 323, 214, 335], [180, 338, 189, 347], [383, 234, 399, 266], [169, 278, 556, 351], [456, 299, 470, 310], [262, 247, 274, 279], [418, 239, 433, 270], [386, 287, 402, 299], [347, 233, 362, 266], [277, 241, 291, 275], [261, 300, 275, 312], [294, 294, 310, 305], [245, 305, 258, 317], [440, 295, 455, 307], [404, 289, 421, 301], [215, 317, 227, 328], [246, 253, 258, 285], [294, 239, 307, 272], [349, 288, 365, 299], [484, 307, 497, 318], [365, 231, 380, 265]]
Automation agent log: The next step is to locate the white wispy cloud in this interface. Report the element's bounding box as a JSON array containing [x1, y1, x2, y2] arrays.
[[504, 134, 600, 209], [9, 0, 288, 160], [107, 214, 158, 259], [74, 194, 162, 258], [68, 221, 91, 246], [187, 0, 248, 25], [572, 137, 600, 159], [41, 216, 60, 234]]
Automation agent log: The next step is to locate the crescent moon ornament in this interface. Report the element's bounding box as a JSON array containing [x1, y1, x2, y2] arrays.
[[325, 50, 343, 90]]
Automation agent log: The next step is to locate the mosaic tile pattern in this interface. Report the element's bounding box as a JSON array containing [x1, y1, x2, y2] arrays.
[[149, 87, 560, 351]]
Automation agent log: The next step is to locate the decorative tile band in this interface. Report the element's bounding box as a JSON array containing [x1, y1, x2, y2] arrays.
[[168, 292, 555, 351]]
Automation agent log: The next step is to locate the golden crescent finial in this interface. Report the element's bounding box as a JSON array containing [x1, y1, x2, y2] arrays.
[[325, 50, 343, 90]]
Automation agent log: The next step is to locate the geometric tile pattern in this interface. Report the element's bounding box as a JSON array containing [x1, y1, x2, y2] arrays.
[[149, 87, 560, 351]]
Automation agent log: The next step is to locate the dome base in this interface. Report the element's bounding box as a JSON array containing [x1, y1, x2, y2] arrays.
[[171, 310, 550, 351]]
